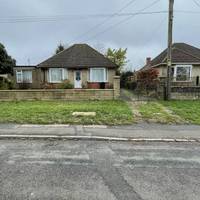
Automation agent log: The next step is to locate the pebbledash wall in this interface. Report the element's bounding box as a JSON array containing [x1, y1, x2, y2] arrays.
[[0, 76, 120, 101]]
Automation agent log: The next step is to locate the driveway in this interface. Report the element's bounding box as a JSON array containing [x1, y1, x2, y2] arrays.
[[0, 140, 200, 200]]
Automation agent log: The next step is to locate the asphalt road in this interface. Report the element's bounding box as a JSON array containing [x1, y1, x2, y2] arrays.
[[0, 140, 200, 200]]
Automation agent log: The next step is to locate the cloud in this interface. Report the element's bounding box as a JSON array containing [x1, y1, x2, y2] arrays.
[[0, 0, 200, 70]]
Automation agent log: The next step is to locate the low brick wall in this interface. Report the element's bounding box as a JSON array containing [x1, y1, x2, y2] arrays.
[[171, 86, 200, 100], [0, 89, 115, 101]]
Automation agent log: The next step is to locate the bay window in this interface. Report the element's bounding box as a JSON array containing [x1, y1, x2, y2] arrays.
[[49, 68, 67, 83], [16, 70, 32, 83], [90, 68, 107, 82], [174, 65, 192, 81]]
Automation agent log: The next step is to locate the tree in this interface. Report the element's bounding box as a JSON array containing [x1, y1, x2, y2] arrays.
[[105, 48, 128, 75], [55, 43, 65, 54], [0, 43, 16, 74]]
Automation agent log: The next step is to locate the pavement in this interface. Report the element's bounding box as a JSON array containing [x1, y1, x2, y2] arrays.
[[0, 123, 200, 141], [0, 139, 200, 200]]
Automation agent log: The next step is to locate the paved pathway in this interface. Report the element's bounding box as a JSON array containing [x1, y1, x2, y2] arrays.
[[0, 123, 200, 140]]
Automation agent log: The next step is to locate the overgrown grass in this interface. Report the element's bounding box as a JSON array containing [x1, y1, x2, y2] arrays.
[[161, 100, 200, 125], [0, 100, 133, 125], [138, 101, 184, 124]]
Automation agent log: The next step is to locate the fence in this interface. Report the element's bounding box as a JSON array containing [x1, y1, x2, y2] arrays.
[[127, 76, 200, 100]]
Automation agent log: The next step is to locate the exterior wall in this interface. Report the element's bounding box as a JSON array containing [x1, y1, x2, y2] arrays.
[[14, 67, 41, 89], [107, 68, 116, 85], [0, 89, 115, 101], [156, 64, 200, 87], [40, 68, 116, 88], [155, 65, 167, 77], [67, 68, 88, 87], [192, 65, 200, 77], [0, 76, 120, 101], [157, 64, 200, 78], [14, 67, 116, 89]]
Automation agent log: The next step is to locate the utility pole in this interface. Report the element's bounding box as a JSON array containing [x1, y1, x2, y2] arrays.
[[166, 0, 174, 100]]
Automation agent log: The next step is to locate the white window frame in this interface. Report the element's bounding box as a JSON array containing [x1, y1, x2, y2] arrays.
[[49, 68, 68, 83], [16, 70, 32, 83], [174, 65, 192, 82], [89, 68, 107, 82], [16, 70, 23, 83]]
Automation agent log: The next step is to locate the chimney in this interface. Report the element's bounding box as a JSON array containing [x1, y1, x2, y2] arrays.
[[146, 57, 151, 66]]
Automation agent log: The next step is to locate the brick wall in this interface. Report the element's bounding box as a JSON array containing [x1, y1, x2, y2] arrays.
[[0, 89, 115, 101], [158, 85, 200, 100], [171, 86, 200, 100], [113, 76, 120, 99]]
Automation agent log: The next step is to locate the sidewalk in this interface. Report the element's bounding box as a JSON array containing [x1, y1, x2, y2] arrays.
[[0, 123, 200, 141]]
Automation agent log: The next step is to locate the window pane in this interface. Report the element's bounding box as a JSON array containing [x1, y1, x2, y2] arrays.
[[90, 68, 105, 82], [63, 69, 68, 80], [23, 71, 32, 83], [50, 69, 62, 82], [176, 66, 190, 81], [16, 71, 22, 83]]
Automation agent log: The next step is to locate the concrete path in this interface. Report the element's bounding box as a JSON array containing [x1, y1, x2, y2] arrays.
[[0, 123, 200, 141]]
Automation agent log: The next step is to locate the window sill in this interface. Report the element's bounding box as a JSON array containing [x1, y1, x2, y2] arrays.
[[17, 82, 32, 84], [88, 81, 108, 83], [172, 80, 192, 82], [48, 82, 62, 84]]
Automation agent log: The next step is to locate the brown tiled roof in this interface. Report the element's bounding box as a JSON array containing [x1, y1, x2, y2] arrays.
[[38, 44, 117, 68], [140, 43, 200, 71]]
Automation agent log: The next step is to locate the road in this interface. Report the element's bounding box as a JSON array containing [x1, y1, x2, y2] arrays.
[[0, 140, 200, 200]]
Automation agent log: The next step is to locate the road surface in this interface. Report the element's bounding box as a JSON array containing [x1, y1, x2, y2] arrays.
[[0, 139, 200, 200]]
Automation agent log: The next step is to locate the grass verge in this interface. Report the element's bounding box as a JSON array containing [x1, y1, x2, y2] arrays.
[[138, 101, 185, 124], [161, 100, 200, 125], [0, 100, 133, 125]]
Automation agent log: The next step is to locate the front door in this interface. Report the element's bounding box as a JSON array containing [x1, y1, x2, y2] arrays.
[[74, 70, 82, 88]]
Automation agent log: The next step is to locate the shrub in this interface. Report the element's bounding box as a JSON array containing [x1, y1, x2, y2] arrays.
[[125, 81, 137, 90], [18, 82, 31, 89], [120, 71, 134, 88], [137, 68, 159, 91], [59, 80, 74, 89], [0, 78, 14, 90], [42, 83, 57, 89]]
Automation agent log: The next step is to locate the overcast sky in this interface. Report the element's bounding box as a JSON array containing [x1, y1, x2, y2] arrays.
[[0, 0, 200, 70]]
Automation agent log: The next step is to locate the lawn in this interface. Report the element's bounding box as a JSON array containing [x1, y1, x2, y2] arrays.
[[137, 100, 200, 125], [161, 100, 200, 125], [138, 101, 183, 124], [0, 100, 133, 125]]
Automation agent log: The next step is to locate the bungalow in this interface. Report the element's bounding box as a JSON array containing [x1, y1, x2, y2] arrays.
[[139, 43, 200, 86], [13, 44, 117, 89]]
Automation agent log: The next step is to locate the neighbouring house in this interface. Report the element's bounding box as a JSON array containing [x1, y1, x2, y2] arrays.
[[13, 44, 118, 89], [139, 43, 200, 86]]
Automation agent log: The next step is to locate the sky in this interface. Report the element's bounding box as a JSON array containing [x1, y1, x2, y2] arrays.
[[0, 0, 200, 71]]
